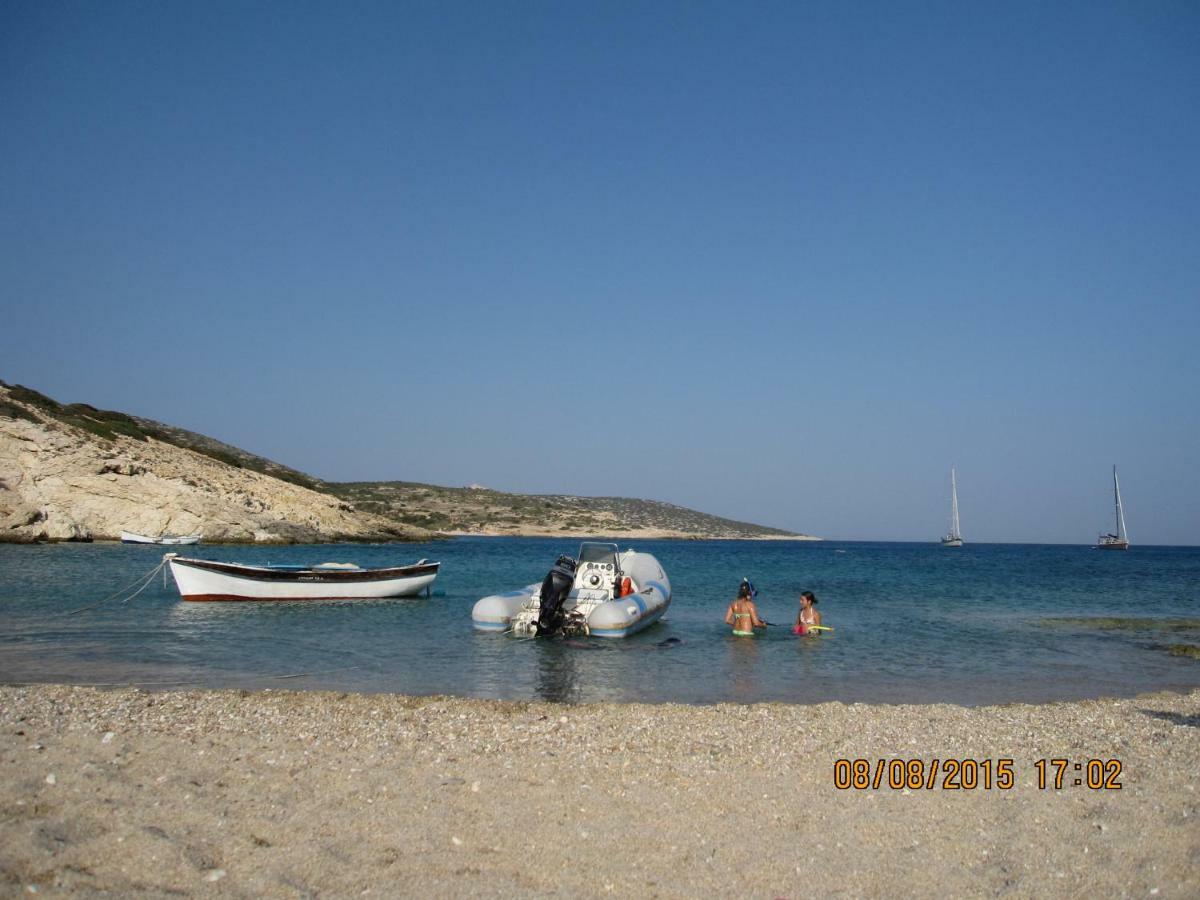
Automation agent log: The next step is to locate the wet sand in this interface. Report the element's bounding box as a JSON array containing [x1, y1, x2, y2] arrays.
[[2, 684, 1198, 897]]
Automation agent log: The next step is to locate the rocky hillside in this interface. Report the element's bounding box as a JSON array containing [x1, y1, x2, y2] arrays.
[[0, 383, 427, 544], [330, 481, 811, 540], [0, 381, 816, 543]]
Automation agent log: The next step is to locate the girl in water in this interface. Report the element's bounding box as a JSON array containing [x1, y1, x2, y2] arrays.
[[725, 582, 767, 636], [793, 590, 822, 635]]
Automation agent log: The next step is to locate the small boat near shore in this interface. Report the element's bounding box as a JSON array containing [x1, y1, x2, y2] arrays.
[[166, 554, 439, 601], [472, 542, 671, 638], [122, 530, 203, 545]]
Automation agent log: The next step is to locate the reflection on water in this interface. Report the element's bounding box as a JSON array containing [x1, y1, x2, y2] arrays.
[[534, 642, 579, 703], [727, 635, 761, 703], [1, 539, 1199, 704]]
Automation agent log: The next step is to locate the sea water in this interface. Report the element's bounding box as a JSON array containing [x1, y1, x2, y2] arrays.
[[1, 538, 1197, 705]]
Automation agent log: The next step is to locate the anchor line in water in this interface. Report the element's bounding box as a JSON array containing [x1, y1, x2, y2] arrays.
[[64, 556, 171, 617], [271, 665, 362, 680]]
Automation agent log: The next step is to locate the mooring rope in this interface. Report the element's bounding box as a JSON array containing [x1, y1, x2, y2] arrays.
[[64, 556, 171, 617], [269, 664, 363, 679]]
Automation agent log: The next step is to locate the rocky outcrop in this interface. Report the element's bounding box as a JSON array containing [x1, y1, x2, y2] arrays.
[[0, 382, 815, 543], [0, 387, 429, 544]]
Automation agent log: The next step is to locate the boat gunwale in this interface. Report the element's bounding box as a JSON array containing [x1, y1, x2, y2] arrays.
[[178, 593, 429, 602]]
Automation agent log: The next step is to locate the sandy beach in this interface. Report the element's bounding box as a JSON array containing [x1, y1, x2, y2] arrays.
[[2, 684, 1197, 897]]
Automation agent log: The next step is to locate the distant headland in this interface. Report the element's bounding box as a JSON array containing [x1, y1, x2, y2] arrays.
[[0, 381, 818, 544]]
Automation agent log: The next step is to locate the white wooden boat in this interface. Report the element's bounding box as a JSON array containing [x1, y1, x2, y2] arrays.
[[122, 530, 203, 545], [939, 467, 964, 547], [166, 554, 439, 601], [472, 542, 671, 638], [1096, 465, 1130, 550]]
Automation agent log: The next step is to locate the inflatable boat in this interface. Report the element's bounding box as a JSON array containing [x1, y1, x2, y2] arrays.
[[472, 542, 671, 638]]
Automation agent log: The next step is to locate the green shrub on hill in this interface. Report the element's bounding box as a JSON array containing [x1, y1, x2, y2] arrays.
[[0, 399, 41, 423], [61, 404, 150, 442], [196, 447, 243, 468], [5, 383, 63, 413]]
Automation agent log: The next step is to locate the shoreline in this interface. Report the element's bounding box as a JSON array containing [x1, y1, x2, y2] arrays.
[[0, 532, 822, 546], [436, 530, 822, 541], [3, 684, 1197, 895], [3, 675, 1199, 708]]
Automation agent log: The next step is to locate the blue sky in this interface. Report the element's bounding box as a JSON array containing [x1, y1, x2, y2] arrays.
[[2, 1, 1197, 543]]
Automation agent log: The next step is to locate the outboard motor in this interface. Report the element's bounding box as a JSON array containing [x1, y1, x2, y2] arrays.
[[536, 555, 577, 636]]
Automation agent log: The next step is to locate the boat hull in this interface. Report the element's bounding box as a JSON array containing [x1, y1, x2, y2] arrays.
[[472, 550, 671, 638], [940, 538, 964, 547], [123, 531, 202, 545], [167, 556, 438, 601]]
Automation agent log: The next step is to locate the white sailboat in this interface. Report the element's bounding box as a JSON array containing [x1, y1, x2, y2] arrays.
[[1097, 465, 1129, 550], [940, 467, 964, 547]]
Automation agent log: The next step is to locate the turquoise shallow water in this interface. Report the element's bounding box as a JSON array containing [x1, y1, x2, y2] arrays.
[[1, 538, 1197, 705]]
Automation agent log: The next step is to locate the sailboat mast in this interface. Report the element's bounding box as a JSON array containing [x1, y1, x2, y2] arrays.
[[1113, 466, 1128, 543], [950, 467, 960, 539]]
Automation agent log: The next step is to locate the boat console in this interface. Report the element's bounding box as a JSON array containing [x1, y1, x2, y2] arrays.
[[573, 541, 623, 599]]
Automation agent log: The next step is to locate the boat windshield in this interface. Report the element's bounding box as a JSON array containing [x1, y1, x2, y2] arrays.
[[577, 542, 620, 569]]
